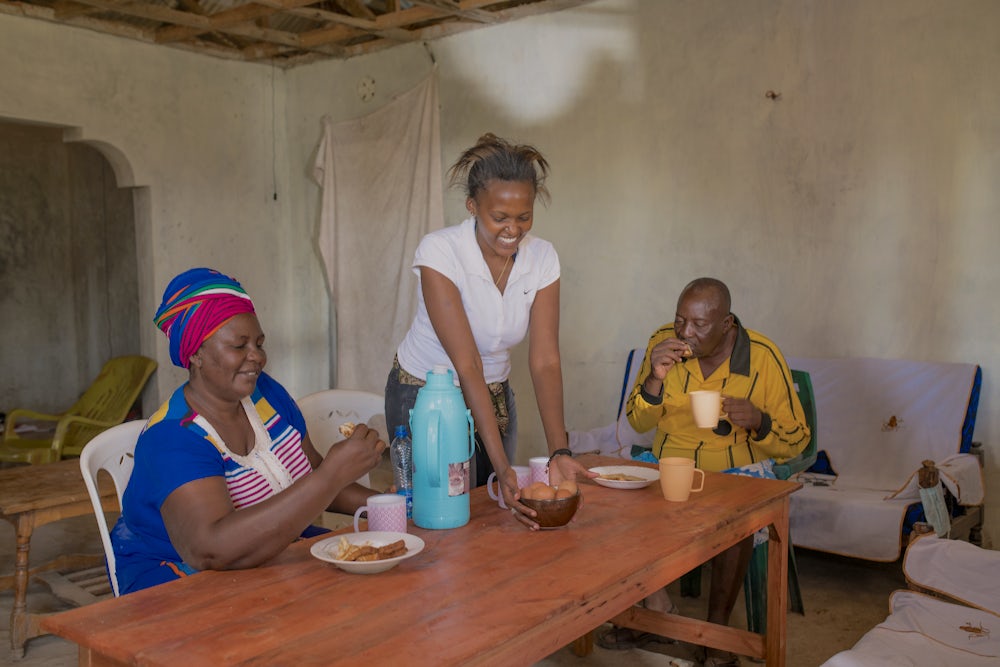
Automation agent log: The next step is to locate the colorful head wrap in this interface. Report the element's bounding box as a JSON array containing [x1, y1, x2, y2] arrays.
[[153, 268, 256, 369]]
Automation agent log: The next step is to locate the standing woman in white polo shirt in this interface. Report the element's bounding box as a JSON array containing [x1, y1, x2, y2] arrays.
[[385, 133, 592, 528]]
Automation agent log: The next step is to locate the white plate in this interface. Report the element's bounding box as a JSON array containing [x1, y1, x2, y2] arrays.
[[590, 465, 659, 490], [310, 531, 425, 574]]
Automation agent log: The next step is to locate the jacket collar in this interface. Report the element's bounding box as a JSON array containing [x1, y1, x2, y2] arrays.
[[729, 315, 750, 377]]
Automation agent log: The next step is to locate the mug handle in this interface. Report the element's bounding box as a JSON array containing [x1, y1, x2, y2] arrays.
[[486, 472, 508, 508], [691, 468, 706, 493], [353, 506, 368, 532]]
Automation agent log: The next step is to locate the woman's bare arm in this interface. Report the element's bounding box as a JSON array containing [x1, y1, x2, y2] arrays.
[[161, 426, 383, 570]]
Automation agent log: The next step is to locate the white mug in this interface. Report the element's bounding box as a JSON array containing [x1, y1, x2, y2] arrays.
[[354, 493, 407, 533], [487, 465, 531, 509], [690, 390, 725, 429], [529, 456, 550, 485]]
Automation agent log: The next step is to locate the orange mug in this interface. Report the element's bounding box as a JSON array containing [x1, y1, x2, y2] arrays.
[[659, 457, 705, 502]]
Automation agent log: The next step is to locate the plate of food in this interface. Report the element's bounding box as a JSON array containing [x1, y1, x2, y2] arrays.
[[590, 465, 659, 490], [310, 531, 425, 574]]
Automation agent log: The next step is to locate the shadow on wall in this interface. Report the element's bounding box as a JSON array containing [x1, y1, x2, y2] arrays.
[[435, 6, 656, 446]]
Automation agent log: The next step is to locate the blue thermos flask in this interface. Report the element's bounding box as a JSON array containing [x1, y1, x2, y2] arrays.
[[410, 366, 475, 529]]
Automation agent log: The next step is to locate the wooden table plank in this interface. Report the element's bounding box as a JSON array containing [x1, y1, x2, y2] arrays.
[[0, 460, 103, 515], [41, 455, 799, 666], [1, 458, 116, 659]]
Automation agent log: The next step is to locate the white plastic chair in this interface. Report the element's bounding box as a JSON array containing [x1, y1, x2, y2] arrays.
[[79, 419, 145, 597], [295, 389, 387, 489]]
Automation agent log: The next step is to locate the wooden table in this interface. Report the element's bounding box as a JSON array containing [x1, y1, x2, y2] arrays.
[[41, 454, 800, 666], [0, 459, 116, 660]]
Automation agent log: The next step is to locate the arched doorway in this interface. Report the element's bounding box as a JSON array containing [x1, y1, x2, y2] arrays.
[[0, 120, 141, 414]]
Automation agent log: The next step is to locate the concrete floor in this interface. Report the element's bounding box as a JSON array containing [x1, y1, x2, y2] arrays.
[[1, 467, 906, 667]]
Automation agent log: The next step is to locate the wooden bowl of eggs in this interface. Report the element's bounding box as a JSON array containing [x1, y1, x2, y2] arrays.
[[519, 480, 581, 528]]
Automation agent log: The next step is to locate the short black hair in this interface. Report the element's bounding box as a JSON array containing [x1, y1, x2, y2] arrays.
[[447, 133, 550, 204]]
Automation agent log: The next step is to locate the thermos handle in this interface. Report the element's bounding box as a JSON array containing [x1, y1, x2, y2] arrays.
[[466, 410, 475, 459], [427, 409, 440, 487]]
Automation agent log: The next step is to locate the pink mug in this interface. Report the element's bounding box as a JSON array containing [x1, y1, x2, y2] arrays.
[[353, 494, 407, 533], [487, 465, 531, 509], [529, 456, 550, 485]]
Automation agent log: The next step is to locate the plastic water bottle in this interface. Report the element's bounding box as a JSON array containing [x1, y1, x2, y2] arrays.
[[390, 424, 413, 518]]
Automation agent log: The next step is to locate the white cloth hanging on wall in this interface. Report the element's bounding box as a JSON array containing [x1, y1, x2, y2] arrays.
[[312, 73, 443, 392]]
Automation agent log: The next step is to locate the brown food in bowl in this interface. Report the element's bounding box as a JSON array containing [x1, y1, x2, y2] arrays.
[[519, 489, 581, 528], [522, 481, 556, 500], [558, 480, 578, 495]]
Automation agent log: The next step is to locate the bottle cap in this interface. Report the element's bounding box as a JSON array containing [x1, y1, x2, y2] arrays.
[[432, 364, 449, 375], [394, 424, 409, 438]]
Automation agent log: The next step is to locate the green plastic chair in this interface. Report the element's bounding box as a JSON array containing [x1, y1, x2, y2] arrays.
[[0, 355, 156, 465], [742, 369, 816, 632], [681, 369, 816, 633], [773, 370, 818, 479]]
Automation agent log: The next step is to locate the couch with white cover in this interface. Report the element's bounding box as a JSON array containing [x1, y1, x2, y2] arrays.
[[784, 356, 983, 562]]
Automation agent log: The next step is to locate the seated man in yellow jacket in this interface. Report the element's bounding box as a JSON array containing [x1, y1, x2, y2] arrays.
[[599, 277, 810, 667]]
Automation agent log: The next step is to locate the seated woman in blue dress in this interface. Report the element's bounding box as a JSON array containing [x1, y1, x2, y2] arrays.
[[111, 267, 386, 594]]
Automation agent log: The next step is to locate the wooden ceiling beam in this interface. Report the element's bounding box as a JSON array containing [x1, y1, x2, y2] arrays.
[[336, 0, 376, 21], [66, 0, 212, 28], [343, 0, 596, 58], [239, 34, 347, 61], [374, 6, 443, 29], [60, 0, 333, 56], [368, 0, 544, 31], [50, 0, 101, 20], [155, 0, 319, 44], [4, 0, 597, 65], [175, 0, 206, 14], [409, 0, 497, 24], [285, 7, 415, 46]]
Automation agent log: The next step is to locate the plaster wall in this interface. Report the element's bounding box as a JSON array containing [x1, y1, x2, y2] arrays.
[[0, 13, 330, 407], [1, 0, 997, 545], [291, 0, 1000, 544]]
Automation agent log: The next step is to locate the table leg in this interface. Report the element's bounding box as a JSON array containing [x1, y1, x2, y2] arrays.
[[765, 498, 790, 667], [79, 645, 130, 666], [9, 511, 36, 660], [570, 630, 593, 656]]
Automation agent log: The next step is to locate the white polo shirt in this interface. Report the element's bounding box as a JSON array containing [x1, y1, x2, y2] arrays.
[[396, 217, 560, 385]]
